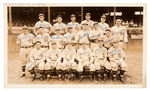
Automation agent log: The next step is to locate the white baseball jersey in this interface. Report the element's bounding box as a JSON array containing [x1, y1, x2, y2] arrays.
[[16, 33, 35, 47], [63, 32, 77, 43], [81, 20, 94, 30], [108, 46, 124, 60], [51, 35, 64, 49], [111, 25, 128, 42], [76, 30, 90, 44], [77, 48, 92, 61], [62, 48, 76, 61], [36, 33, 51, 46], [89, 29, 103, 40], [67, 22, 80, 32], [98, 22, 110, 33], [34, 21, 52, 33], [103, 35, 114, 49], [53, 23, 67, 34], [46, 48, 61, 61], [93, 46, 107, 59], [30, 48, 46, 61]]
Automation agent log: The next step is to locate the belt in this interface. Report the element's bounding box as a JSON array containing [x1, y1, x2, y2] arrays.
[[21, 46, 32, 48], [41, 46, 49, 48], [98, 58, 104, 60], [120, 40, 123, 42]]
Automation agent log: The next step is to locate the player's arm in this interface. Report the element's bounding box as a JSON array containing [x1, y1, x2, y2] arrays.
[[16, 35, 21, 45]]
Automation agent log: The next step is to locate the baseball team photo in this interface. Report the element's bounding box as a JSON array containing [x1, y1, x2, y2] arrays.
[[5, 4, 145, 87]]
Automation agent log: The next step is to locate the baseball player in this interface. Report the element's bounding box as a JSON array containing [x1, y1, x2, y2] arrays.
[[45, 41, 62, 80], [81, 13, 94, 31], [89, 22, 103, 51], [98, 15, 110, 34], [51, 28, 64, 50], [108, 40, 128, 82], [77, 43, 93, 68], [63, 26, 77, 49], [111, 18, 128, 50], [67, 14, 80, 33], [103, 29, 114, 50], [35, 27, 51, 51], [26, 41, 47, 81], [76, 23, 90, 48], [93, 38, 111, 80], [34, 13, 53, 36], [16, 26, 35, 77], [53, 15, 67, 35]]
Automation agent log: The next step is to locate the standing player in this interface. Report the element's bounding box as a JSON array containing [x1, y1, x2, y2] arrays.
[[35, 27, 51, 51], [16, 26, 35, 77], [98, 15, 110, 34], [89, 22, 103, 51], [53, 15, 67, 35], [34, 13, 53, 36], [111, 18, 128, 50], [103, 29, 114, 50], [81, 13, 94, 31], [51, 28, 64, 50], [67, 14, 80, 33], [76, 23, 90, 47], [108, 40, 128, 82]]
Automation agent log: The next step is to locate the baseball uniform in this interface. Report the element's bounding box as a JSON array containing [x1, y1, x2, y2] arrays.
[[98, 22, 110, 34], [67, 22, 80, 33], [53, 23, 67, 35], [81, 20, 94, 31]]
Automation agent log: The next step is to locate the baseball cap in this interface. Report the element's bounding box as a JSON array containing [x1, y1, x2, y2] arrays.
[[93, 22, 98, 25], [34, 41, 41, 46], [70, 14, 76, 18], [82, 23, 88, 26], [67, 26, 73, 29], [57, 15, 62, 18], [86, 13, 91, 16], [98, 37, 104, 42], [39, 13, 44, 17], [101, 15, 106, 19], [22, 25, 28, 30]]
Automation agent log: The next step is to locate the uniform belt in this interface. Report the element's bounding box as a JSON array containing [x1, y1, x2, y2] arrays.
[[120, 40, 123, 42], [21, 46, 32, 48], [41, 46, 49, 48], [98, 58, 104, 60]]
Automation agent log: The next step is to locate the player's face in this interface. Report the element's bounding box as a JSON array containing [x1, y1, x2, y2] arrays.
[[85, 15, 91, 20], [101, 18, 106, 23], [57, 17, 62, 23], [82, 25, 87, 30], [55, 30, 60, 35], [23, 29, 28, 34], [93, 24, 98, 29], [38, 28, 44, 34], [35, 43, 41, 49], [113, 42, 119, 48], [67, 44, 72, 50], [71, 17, 76, 22], [98, 41, 104, 47], [82, 44, 88, 49], [116, 19, 122, 26], [51, 43, 56, 49], [68, 28, 72, 33], [39, 16, 44, 21], [106, 31, 111, 36]]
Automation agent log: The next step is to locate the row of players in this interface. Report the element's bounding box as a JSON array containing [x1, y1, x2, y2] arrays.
[[16, 13, 128, 81]]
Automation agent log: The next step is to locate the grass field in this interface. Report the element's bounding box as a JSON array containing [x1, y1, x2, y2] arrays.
[[7, 34, 143, 85]]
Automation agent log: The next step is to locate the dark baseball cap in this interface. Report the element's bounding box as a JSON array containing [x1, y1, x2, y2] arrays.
[[86, 13, 91, 16], [39, 13, 44, 17], [101, 15, 106, 19], [70, 14, 76, 18], [82, 23, 88, 26], [57, 15, 62, 18]]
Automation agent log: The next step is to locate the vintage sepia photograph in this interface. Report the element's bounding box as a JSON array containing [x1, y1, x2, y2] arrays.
[[5, 3, 146, 88]]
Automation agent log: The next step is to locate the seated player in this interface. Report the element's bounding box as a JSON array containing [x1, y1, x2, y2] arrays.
[[93, 38, 111, 81], [26, 41, 48, 81], [108, 39, 128, 82], [46, 41, 62, 80], [62, 42, 76, 77], [55, 57, 67, 80]]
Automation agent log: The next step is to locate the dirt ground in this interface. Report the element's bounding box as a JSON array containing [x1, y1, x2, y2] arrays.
[[7, 34, 143, 85]]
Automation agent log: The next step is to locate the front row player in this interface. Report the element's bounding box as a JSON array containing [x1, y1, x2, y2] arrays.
[[108, 39, 128, 81]]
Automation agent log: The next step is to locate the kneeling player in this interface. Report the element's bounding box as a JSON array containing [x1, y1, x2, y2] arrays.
[[108, 40, 128, 82]]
